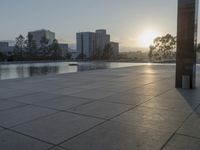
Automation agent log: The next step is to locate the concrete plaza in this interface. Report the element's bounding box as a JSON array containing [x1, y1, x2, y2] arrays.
[[0, 65, 200, 150]]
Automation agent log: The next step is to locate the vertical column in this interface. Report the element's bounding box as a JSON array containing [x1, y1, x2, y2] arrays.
[[176, 0, 198, 89]]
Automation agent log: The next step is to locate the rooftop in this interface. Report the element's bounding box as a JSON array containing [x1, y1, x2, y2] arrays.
[[0, 65, 199, 150], [29, 29, 54, 33]]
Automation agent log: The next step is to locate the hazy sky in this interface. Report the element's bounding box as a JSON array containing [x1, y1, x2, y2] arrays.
[[0, 0, 198, 50]]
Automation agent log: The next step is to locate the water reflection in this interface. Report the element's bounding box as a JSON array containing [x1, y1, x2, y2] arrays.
[[0, 62, 199, 80], [28, 66, 59, 76], [0, 62, 141, 80]]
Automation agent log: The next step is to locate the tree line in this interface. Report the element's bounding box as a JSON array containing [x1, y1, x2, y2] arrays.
[[149, 34, 200, 62], [76, 43, 115, 60], [8, 33, 64, 61]]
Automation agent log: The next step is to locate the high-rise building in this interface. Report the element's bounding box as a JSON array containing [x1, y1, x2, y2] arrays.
[[77, 32, 95, 59], [28, 29, 55, 47], [110, 42, 119, 58], [76, 29, 119, 59], [95, 29, 110, 51]]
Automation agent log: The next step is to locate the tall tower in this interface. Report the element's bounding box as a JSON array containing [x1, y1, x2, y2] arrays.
[[176, 0, 199, 88]]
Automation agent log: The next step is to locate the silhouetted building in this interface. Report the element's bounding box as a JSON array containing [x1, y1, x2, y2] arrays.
[[77, 32, 96, 59], [110, 42, 119, 58], [0, 42, 9, 48], [77, 29, 119, 59], [0, 42, 14, 55], [95, 29, 110, 51], [28, 29, 55, 47], [59, 43, 68, 58], [70, 51, 79, 60]]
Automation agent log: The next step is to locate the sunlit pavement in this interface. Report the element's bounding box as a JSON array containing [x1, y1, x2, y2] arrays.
[[0, 65, 200, 150]]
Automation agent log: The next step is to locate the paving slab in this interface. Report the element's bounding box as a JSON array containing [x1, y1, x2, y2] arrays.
[[0, 100, 26, 111], [47, 87, 87, 96], [0, 127, 4, 131], [49, 147, 67, 150], [61, 121, 172, 150], [100, 92, 153, 105], [69, 89, 116, 100], [9, 92, 62, 104], [178, 113, 200, 138], [34, 96, 93, 111], [0, 105, 57, 128], [0, 88, 36, 99], [141, 97, 197, 113], [0, 130, 52, 150], [126, 86, 169, 97], [196, 106, 200, 114], [113, 106, 190, 132], [158, 89, 200, 103], [163, 134, 200, 150], [75, 82, 113, 90], [69, 101, 133, 119], [13, 112, 104, 144], [93, 84, 134, 93]]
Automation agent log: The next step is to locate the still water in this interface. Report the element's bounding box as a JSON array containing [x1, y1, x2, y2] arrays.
[[0, 62, 146, 80]]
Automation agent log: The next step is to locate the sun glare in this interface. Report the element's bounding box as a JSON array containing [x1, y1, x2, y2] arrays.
[[138, 30, 160, 48]]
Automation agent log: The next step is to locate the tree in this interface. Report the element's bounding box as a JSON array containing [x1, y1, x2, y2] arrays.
[[149, 34, 176, 62], [49, 39, 62, 59], [93, 48, 102, 60], [66, 53, 72, 59], [102, 44, 113, 60], [76, 53, 87, 60], [0, 52, 7, 61], [14, 35, 26, 60]]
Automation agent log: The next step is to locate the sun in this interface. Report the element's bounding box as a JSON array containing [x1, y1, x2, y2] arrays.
[[138, 30, 160, 48]]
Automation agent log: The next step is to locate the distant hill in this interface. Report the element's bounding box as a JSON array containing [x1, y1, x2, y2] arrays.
[[120, 46, 148, 52]]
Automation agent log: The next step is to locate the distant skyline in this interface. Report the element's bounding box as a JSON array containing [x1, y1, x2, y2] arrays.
[[0, 0, 200, 51]]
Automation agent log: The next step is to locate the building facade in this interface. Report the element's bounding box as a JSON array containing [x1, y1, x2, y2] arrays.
[[58, 43, 68, 58], [0, 42, 14, 55], [110, 42, 119, 59], [77, 32, 96, 59], [28, 29, 55, 47], [0, 42, 9, 48], [77, 29, 118, 59], [95, 29, 110, 51]]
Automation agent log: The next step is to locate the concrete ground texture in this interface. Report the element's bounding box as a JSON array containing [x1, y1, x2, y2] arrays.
[[0, 65, 200, 150]]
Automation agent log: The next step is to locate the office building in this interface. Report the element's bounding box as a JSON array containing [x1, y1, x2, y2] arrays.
[[110, 42, 119, 58], [0, 42, 14, 55], [0, 42, 9, 48], [28, 29, 55, 47], [59, 43, 68, 58], [95, 29, 110, 51], [77, 32, 96, 59], [77, 29, 119, 59]]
